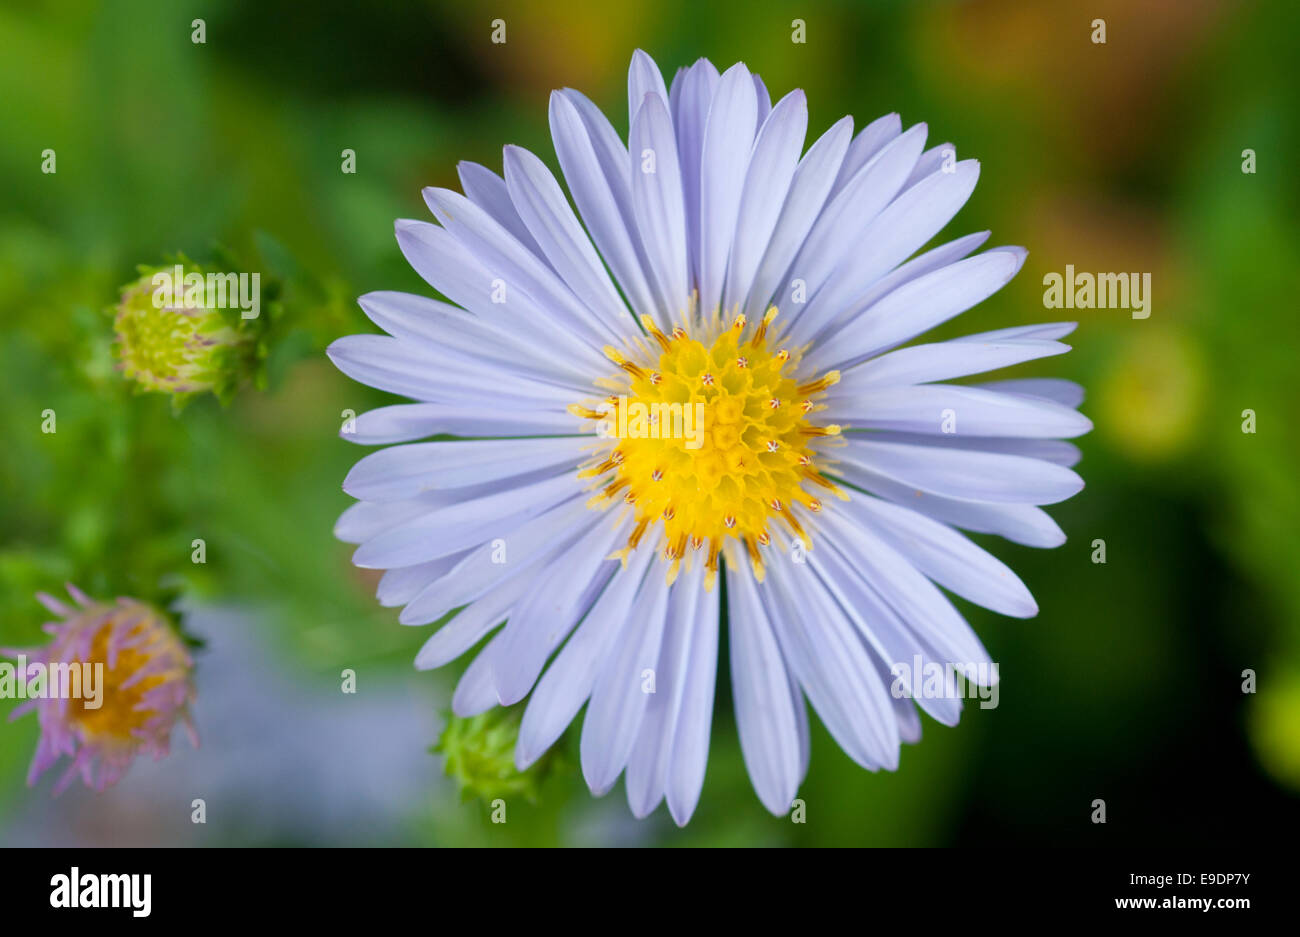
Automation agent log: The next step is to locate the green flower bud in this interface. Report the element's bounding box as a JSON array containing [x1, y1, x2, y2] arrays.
[[434, 706, 566, 805], [112, 259, 266, 404]]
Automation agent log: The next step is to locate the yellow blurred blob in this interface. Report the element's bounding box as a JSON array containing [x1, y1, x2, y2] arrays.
[[1097, 328, 1205, 461], [1249, 670, 1300, 792]]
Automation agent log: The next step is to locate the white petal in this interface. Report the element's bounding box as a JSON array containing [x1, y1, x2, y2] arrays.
[[955, 322, 1077, 343], [451, 644, 504, 717], [972, 378, 1086, 408], [456, 160, 546, 260], [802, 247, 1026, 373], [488, 516, 629, 705], [827, 383, 1093, 438], [343, 402, 583, 444], [670, 59, 720, 291], [837, 438, 1084, 504], [625, 562, 704, 818], [838, 337, 1069, 390], [806, 535, 964, 726], [502, 145, 632, 332], [549, 89, 659, 323], [844, 495, 1038, 617], [357, 290, 593, 389], [352, 472, 583, 569], [788, 231, 992, 349], [335, 496, 451, 544], [903, 142, 955, 189], [378, 554, 465, 608], [580, 572, 671, 796], [424, 186, 618, 348], [343, 436, 584, 502], [627, 49, 670, 130], [327, 333, 580, 408], [664, 573, 719, 826], [629, 92, 690, 319], [722, 90, 808, 314], [515, 547, 656, 769], [819, 511, 994, 675], [838, 465, 1068, 548], [399, 496, 594, 624], [392, 219, 609, 373], [795, 160, 982, 340], [855, 431, 1083, 468], [741, 115, 854, 319], [830, 112, 901, 196], [697, 62, 758, 316], [414, 569, 535, 670], [752, 73, 772, 125], [762, 558, 900, 770], [785, 123, 928, 311], [726, 564, 803, 815]]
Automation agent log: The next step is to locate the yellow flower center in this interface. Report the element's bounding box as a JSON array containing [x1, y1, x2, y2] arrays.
[[68, 610, 188, 743], [573, 309, 845, 588]]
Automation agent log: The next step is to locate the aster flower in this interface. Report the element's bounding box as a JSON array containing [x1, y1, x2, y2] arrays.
[[113, 259, 264, 404], [328, 51, 1090, 824], [3, 585, 197, 794]]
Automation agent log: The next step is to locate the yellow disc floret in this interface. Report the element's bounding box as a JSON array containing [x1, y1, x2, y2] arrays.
[[573, 308, 846, 588]]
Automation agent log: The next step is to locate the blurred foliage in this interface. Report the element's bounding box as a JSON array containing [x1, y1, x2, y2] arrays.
[[1, 0, 1297, 844]]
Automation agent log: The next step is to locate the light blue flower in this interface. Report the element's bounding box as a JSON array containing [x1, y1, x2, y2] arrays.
[[328, 50, 1090, 825]]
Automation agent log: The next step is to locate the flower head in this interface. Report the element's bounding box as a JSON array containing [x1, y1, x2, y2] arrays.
[[113, 260, 259, 402], [329, 51, 1091, 824], [4, 585, 197, 794]]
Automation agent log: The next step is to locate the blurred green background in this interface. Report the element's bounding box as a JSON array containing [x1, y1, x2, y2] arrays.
[[2, 0, 1298, 846]]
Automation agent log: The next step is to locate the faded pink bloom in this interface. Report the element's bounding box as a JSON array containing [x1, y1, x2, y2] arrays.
[[4, 584, 197, 794]]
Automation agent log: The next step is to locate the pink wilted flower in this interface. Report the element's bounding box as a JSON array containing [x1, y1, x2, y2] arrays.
[[3, 585, 197, 794]]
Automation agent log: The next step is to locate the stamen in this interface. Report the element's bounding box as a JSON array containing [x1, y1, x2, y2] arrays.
[[797, 371, 840, 395], [800, 424, 841, 437], [744, 536, 765, 581], [751, 307, 778, 347], [627, 517, 651, 549], [640, 314, 672, 351], [567, 404, 607, 420], [603, 345, 648, 380]]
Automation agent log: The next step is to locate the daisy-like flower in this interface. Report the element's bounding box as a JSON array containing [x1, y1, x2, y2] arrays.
[[329, 51, 1090, 824], [4, 585, 197, 794]]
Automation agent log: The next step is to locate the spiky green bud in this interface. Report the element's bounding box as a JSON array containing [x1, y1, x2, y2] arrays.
[[434, 707, 566, 805], [112, 258, 268, 405]]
